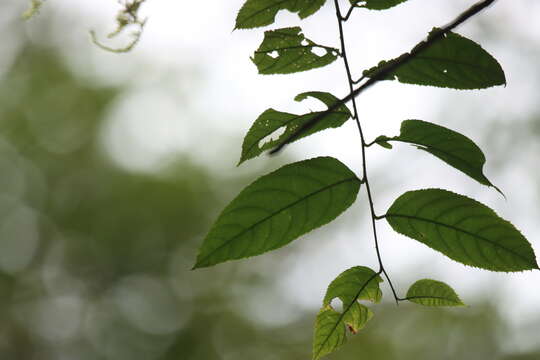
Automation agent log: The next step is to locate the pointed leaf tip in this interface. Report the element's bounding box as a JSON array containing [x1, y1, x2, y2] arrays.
[[194, 157, 361, 268], [386, 188, 538, 272], [239, 91, 351, 164], [406, 279, 465, 306], [376, 120, 500, 191], [363, 29, 506, 89]]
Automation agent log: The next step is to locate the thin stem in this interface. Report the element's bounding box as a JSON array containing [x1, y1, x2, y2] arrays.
[[270, 0, 498, 155], [333, 0, 399, 304], [341, 4, 356, 21], [353, 75, 365, 84]]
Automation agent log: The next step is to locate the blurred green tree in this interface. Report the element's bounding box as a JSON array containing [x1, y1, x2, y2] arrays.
[[1, 3, 539, 360]]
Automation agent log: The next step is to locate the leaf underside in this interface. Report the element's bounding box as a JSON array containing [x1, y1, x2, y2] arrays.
[[194, 157, 361, 268], [235, 0, 326, 29], [363, 29, 506, 89], [385, 188, 538, 272], [252, 27, 338, 75], [351, 0, 408, 10], [239, 91, 351, 164], [374, 120, 500, 192], [313, 266, 382, 360], [406, 279, 465, 306]]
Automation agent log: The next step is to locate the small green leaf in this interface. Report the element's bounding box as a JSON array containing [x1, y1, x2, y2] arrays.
[[373, 135, 393, 149], [363, 29, 506, 89], [385, 189, 539, 272], [194, 157, 361, 268], [350, 0, 408, 10], [313, 266, 382, 360], [314, 305, 372, 360], [374, 120, 500, 192], [252, 27, 338, 75], [235, 0, 326, 29], [239, 92, 351, 164], [406, 279, 465, 306]]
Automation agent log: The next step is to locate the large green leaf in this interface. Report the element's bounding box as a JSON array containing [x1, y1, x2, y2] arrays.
[[350, 0, 408, 10], [239, 92, 351, 165], [313, 266, 382, 360], [385, 189, 538, 272], [252, 27, 338, 75], [406, 279, 464, 306], [235, 0, 326, 29], [363, 29, 506, 89], [373, 120, 499, 191], [193, 157, 361, 268]]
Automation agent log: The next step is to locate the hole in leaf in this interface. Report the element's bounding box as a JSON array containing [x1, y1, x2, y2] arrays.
[[330, 298, 344, 313], [301, 39, 309, 46], [268, 50, 279, 59], [258, 126, 286, 148], [443, 69, 448, 74], [311, 47, 327, 57]]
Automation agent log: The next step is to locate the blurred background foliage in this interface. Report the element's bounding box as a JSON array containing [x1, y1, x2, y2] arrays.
[[0, 2, 539, 360]]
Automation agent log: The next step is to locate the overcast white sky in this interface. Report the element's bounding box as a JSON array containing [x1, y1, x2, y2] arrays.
[[15, 0, 540, 351]]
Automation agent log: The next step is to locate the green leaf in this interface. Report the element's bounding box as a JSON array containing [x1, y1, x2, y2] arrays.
[[350, 0, 408, 10], [385, 189, 539, 272], [314, 305, 372, 360], [373, 135, 393, 149], [252, 27, 338, 75], [235, 0, 326, 29], [193, 157, 361, 268], [239, 92, 351, 165], [363, 29, 506, 89], [406, 279, 465, 306], [373, 120, 500, 192], [313, 266, 382, 360]]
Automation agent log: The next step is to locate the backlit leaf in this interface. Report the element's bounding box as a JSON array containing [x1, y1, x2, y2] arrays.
[[363, 29, 506, 89], [252, 27, 338, 75], [239, 91, 351, 165], [235, 0, 326, 29], [313, 266, 382, 359], [193, 157, 361, 268], [385, 189, 538, 272], [350, 0, 408, 10], [373, 120, 500, 192], [406, 279, 465, 306]]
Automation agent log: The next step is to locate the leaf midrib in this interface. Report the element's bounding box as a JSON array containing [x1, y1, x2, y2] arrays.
[[195, 176, 359, 268], [383, 137, 488, 184], [314, 272, 380, 359], [405, 295, 462, 305], [385, 213, 535, 267], [243, 110, 350, 160]]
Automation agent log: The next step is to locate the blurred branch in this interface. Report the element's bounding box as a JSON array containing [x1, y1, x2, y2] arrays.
[[22, 0, 45, 20], [90, 0, 148, 53]]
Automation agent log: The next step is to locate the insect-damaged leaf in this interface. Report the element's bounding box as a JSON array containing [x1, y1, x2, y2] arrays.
[[235, 0, 326, 29], [350, 0, 408, 10], [313, 266, 382, 360], [252, 27, 339, 75], [363, 29, 506, 89], [385, 189, 538, 272], [406, 279, 464, 306], [373, 120, 500, 192], [239, 91, 351, 165], [193, 157, 361, 268]]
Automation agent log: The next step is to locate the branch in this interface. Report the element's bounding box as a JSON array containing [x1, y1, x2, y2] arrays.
[[269, 0, 497, 155]]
